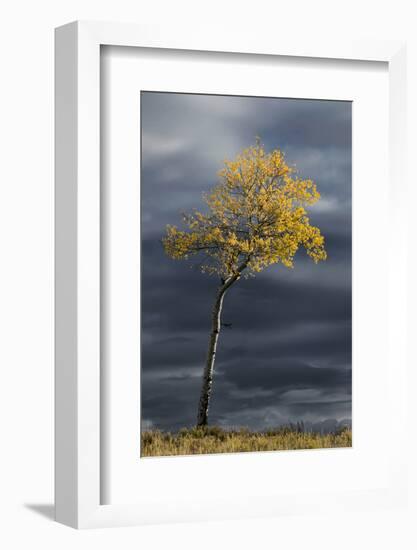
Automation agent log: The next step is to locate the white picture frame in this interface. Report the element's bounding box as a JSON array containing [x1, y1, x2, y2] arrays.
[[55, 21, 407, 529]]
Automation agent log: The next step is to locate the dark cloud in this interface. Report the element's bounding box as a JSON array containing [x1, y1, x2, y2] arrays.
[[141, 92, 352, 432]]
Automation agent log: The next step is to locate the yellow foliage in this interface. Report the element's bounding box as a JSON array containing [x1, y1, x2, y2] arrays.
[[163, 140, 327, 278]]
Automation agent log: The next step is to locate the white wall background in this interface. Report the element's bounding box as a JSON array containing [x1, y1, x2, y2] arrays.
[[0, 1, 415, 548]]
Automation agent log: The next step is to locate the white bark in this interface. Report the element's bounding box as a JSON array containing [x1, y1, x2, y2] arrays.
[[196, 261, 248, 427], [196, 285, 227, 426]]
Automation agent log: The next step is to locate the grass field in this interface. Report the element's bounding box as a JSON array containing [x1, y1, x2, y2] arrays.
[[141, 425, 352, 457]]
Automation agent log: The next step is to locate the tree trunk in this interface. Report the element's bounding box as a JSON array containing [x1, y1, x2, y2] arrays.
[[196, 284, 228, 427], [196, 264, 248, 427]]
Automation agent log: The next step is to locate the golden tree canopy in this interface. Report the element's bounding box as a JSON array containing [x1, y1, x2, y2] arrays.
[[163, 141, 327, 279]]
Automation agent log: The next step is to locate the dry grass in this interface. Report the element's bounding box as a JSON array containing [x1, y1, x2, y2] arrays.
[[141, 425, 352, 457]]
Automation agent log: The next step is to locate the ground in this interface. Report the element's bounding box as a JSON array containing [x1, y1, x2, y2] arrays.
[[141, 425, 352, 457]]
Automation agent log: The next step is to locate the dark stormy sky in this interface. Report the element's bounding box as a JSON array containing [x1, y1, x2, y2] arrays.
[[140, 91, 352, 433]]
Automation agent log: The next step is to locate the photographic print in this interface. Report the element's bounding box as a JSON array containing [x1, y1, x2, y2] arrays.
[[140, 91, 352, 457]]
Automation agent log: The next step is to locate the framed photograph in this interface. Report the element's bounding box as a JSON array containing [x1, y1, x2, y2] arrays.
[[55, 21, 407, 528]]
